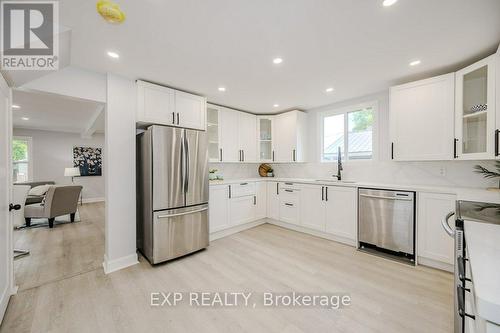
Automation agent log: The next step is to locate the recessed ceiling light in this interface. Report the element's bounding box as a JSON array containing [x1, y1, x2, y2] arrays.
[[21, 117, 29, 121], [12, 104, 20, 109], [409, 60, 421, 66], [273, 104, 279, 108], [325, 87, 334, 93], [107, 51, 120, 59], [218, 87, 226, 92], [273, 58, 283, 64], [383, 0, 398, 7]]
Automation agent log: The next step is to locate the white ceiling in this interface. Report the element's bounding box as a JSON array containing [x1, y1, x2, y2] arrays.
[[59, 0, 500, 113], [12, 89, 105, 134]]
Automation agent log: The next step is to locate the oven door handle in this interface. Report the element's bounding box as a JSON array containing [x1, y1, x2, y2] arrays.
[[442, 211, 455, 237]]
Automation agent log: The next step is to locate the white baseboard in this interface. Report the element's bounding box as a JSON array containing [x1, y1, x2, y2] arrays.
[[102, 253, 138, 274], [0, 286, 10, 326], [210, 219, 267, 241], [82, 197, 105, 204], [417, 256, 453, 272], [267, 218, 357, 247]]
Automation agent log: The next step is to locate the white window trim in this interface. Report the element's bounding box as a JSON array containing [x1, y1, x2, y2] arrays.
[[317, 100, 379, 164], [13, 136, 33, 182]]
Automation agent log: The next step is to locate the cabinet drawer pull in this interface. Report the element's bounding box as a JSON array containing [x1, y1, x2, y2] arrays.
[[240, 183, 248, 186], [285, 189, 293, 192], [284, 182, 293, 185], [285, 203, 294, 207], [172, 112, 175, 124]]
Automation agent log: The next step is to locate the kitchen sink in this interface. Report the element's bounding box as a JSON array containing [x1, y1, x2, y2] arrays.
[[314, 179, 357, 184]]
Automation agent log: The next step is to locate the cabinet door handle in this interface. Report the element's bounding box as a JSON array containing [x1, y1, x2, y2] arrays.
[[391, 142, 394, 160], [220, 148, 223, 161], [325, 187, 328, 201], [322, 186, 324, 201], [495, 130, 499, 157], [242, 150, 245, 162], [454, 138, 458, 159], [292, 149, 296, 162], [228, 185, 231, 198], [172, 112, 175, 124], [176, 113, 180, 125], [276, 183, 279, 195], [253, 196, 256, 205]]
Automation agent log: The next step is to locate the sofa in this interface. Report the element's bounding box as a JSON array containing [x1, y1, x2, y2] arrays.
[[24, 185, 83, 228], [13, 181, 56, 205]]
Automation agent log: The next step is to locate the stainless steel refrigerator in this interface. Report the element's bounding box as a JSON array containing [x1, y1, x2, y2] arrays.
[[136, 125, 209, 264]]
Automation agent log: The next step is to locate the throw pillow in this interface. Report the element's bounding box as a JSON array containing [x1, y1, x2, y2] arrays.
[[29, 185, 51, 196]]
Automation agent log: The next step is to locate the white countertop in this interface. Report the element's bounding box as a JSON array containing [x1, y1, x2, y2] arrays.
[[209, 177, 500, 203], [465, 221, 500, 324]]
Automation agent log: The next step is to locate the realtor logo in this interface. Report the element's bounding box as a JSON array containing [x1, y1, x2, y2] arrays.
[[1, 1, 59, 70]]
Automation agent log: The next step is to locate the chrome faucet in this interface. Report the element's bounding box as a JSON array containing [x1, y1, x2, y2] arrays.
[[333, 146, 343, 180]]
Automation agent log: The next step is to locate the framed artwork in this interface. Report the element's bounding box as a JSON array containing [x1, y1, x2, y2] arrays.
[[73, 146, 102, 176]]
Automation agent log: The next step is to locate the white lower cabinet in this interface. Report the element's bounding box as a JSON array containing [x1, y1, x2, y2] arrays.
[[279, 188, 300, 225], [267, 181, 280, 220], [229, 196, 255, 225], [209, 185, 230, 232], [324, 186, 357, 241], [255, 182, 267, 219], [300, 184, 326, 231], [417, 192, 456, 266]]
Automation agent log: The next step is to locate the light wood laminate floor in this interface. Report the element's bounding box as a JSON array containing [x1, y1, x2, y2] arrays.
[[2, 209, 453, 333]]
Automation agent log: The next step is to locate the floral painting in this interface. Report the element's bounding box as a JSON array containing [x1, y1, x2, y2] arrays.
[[73, 147, 102, 176]]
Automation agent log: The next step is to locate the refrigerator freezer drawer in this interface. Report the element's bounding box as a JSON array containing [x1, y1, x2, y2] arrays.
[[151, 205, 209, 264]]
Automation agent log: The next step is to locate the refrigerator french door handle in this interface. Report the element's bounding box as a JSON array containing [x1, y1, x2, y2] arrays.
[[184, 132, 190, 194], [495, 129, 499, 157]]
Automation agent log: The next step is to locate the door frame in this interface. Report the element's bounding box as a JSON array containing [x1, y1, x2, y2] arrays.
[[0, 73, 14, 322]]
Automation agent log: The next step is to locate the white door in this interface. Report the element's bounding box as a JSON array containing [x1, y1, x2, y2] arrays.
[[274, 112, 296, 162], [390, 73, 455, 161], [175, 90, 206, 130], [324, 186, 357, 242], [0, 76, 12, 322], [209, 185, 230, 232], [229, 196, 255, 225], [219, 108, 239, 162], [267, 182, 280, 220], [255, 182, 267, 219], [417, 192, 456, 265], [455, 55, 496, 160], [300, 185, 326, 231], [137, 81, 175, 125], [238, 112, 257, 162]]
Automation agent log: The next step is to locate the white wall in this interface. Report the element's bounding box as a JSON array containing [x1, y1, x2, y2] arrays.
[[104, 74, 138, 273], [12, 128, 105, 201], [210, 90, 499, 189]]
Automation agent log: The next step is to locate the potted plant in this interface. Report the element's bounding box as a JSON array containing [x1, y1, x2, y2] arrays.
[[209, 169, 218, 180], [474, 161, 500, 191]]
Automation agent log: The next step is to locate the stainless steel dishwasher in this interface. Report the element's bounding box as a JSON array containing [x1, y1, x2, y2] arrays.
[[358, 188, 415, 263]]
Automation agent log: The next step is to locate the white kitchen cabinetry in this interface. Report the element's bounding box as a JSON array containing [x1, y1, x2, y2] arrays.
[[279, 187, 300, 225], [257, 116, 275, 162], [417, 192, 456, 268], [209, 185, 230, 232], [274, 110, 308, 163], [238, 112, 257, 162], [267, 181, 280, 220], [324, 186, 357, 241], [207, 104, 222, 162], [496, 49, 500, 159], [137, 80, 206, 130], [255, 182, 267, 219], [219, 108, 239, 162], [455, 55, 497, 160], [390, 73, 455, 161], [229, 195, 255, 225], [300, 184, 326, 231]]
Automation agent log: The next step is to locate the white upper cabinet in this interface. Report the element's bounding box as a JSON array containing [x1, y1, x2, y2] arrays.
[[274, 110, 308, 163], [455, 55, 497, 160], [257, 116, 275, 162], [237, 112, 257, 162], [390, 73, 455, 161], [137, 80, 206, 130], [207, 104, 222, 162], [219, 107, 240, 162], [174, 90, 206, 130]]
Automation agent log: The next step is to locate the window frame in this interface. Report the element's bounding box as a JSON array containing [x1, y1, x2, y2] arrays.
[[12, 136, 33, 182], [318, 101, 378, 163]]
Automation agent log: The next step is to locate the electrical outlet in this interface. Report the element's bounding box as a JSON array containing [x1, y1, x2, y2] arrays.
[[439, 166, 446, 176]]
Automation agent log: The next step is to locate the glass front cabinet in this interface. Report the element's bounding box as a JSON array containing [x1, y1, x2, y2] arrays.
[[257, 116, 275, 162], [455, 54, 497, 160], [207, 104, 222, 162]]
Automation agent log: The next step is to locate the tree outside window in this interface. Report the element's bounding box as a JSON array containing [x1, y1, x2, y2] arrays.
[[12, 137, 32, 182]]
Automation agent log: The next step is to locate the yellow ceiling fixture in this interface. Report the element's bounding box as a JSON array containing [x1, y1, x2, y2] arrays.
[[96, 1, 126, 24]]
